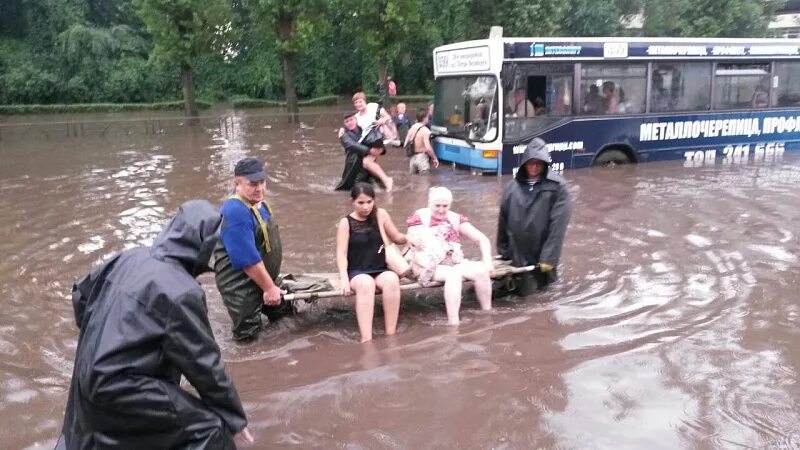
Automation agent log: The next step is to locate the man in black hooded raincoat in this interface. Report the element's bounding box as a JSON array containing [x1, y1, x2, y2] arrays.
[[56, 200, 250, 450], [497, 138, 572, 295]]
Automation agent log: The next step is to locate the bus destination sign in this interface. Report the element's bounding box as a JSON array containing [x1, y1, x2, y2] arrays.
[[435, 46, 492, 74]]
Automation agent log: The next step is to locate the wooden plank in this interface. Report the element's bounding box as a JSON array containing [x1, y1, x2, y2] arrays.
[[282, 260, 536, 302]]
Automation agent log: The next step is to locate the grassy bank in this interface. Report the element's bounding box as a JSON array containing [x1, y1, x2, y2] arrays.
[[0, 94, 433, 115], [0, 100, 213, 115], [231, 94, 433, 109]]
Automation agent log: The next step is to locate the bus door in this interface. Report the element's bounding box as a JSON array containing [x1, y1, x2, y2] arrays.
[[501, 62, 575, 174]]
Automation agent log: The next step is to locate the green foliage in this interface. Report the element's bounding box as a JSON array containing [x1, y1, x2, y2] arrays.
[[232, 95, 340, 108], [643, 0, 781, 37], [250, 0, 328, 54], [132, 0, 237, 115], [1, 63, 60, 104], [231, 98, 287, 108], [131, 0, 236, 67], [366, 94, 431, 103], [560, 0, 624, 37], [345, 0, 423, 87], [17, 0, 85, 48], [485, 0, 565, 37], [298, 96, 340, 106], [0, 0, 789, 111]]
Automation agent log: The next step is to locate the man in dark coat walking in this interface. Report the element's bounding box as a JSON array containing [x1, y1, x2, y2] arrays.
[[56, 200, 252, 449], [335, 111, 388, 191], [497, 138, 572, 295]]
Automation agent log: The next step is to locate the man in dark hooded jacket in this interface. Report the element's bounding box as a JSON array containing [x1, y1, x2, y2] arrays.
[[497, 138, 572, 295], [56, 200, 252, 450]]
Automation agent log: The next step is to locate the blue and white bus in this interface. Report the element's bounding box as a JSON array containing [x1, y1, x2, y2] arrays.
[[431, 31, 800, 174]]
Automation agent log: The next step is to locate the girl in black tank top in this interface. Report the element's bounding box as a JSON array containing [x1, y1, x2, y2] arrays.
[[345, 215, 387, 279], [336, 183, 419, 343]]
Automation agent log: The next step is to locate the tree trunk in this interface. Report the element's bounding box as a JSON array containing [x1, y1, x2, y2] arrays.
[[377, 58, 390, 108], [282, 51, 299, 124], [180, 63, 198, 118], [278, 10, 299, 124]]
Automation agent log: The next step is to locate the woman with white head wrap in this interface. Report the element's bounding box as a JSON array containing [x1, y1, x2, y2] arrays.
[[405, 186, 494, 325]]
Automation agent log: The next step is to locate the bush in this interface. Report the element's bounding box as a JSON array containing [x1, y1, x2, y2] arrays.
[[231, 94, 427, 109], [232, 95, 339, 108], [231, 97, 285, 108], [298, 95, 338, 106], [366, 94, 432, 104], [0, 64, 59, 104]]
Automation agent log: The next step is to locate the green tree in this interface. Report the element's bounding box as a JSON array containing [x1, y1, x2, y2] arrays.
[[82, 0, 141, 28], [57, 24, 154, 102], [249, 0, 328, 122], [132, 0, 236, 116], [559, 0, 624, 36], [486, 0, 564, 37], [642, 0, 781, 37], [0, 0, 26, 38], [345, 0, 423, 97]]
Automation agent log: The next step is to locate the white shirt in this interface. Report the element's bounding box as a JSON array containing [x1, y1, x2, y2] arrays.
[[356, 103, 380, 132]]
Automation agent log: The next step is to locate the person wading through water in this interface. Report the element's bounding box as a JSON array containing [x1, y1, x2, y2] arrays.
[[56, 200, 254, 449], [214, 157, 289, 342], [497, 138, 572, 295], [335, 111, 387, 191]]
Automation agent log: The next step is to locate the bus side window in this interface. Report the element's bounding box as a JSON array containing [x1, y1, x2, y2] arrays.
[[547, 75, 572, 116], [580, 63, 646, 115], [774, 61, 800, 107], [713, 63, 770, 110], [650, 62, 712, 113]]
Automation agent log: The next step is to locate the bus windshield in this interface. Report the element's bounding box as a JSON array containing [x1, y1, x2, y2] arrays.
[[432, 76, 498, 142]]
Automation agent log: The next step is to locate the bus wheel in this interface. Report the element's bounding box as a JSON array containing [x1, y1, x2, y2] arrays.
[[593, 149, 630, 167]]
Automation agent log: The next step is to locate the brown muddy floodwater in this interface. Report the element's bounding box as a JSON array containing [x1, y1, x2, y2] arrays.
[[1, 109, 799, 449]]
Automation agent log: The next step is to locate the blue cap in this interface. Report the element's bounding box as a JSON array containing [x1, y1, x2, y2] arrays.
[[234, 157, 266, 182]]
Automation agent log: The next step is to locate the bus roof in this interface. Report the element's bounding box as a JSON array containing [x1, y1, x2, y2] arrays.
[[433, 37, 800, 74]]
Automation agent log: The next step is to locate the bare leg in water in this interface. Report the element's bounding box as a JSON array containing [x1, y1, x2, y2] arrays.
[[375, 271, 401, 335], [350, 274, 376, 342], [362, 154, 393, 192], [433, 262, 492, 325], [457, 261, 492, 311], [433, 265, 463, 325]]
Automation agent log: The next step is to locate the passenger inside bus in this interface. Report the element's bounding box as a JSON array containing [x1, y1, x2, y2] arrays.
[[511, 89, 535, 118], [471, 97, 488, 124], [551, 77, 571, 115], [650, 71, 672, 112], [602, 81, 618, 114], [751, 85, 769, 108], [584, 85, 603, 114], [533, 97, 545, 115]]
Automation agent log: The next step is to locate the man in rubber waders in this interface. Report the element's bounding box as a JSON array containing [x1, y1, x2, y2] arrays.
[[497, 138, 572, 295], [56, 200, 254, 449], [214, 157, 288, 342]]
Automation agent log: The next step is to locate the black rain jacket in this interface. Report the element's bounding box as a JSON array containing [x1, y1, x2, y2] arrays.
[[56, 200, 246, 450], [497, 140, 573, 284]]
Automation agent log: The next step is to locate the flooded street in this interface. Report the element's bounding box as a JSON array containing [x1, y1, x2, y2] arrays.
[[1, 109, 799, 449]]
